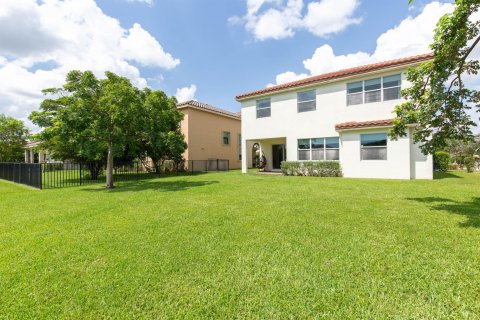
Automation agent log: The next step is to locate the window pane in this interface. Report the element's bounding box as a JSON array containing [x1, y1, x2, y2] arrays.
[[326, 149, 339, 160], [256, 108, 271, 118], [347, 92, 363, 105], [325, 137, 339, 149], [312, 149, 325, 160], [298, 150, 310, 160], [347, 81, 363, 94], [383, 74, 401, 88], [298, 139, 310, 150], [311, 138, 324, 149], [223, 132, 230, 145], [256, 98, 270, 109], [361, 147, 387, 160], [298, 90, 316, 102], [364, 78, 381, 91], [361, 133, 387, 147], [365, 90, 381, 103], [383, 87, 401, 101], [298, 100, 316, 112]]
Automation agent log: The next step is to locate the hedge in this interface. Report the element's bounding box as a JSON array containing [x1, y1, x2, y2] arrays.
[[434, 151, 450, 172], [280, 161, 343, 177]]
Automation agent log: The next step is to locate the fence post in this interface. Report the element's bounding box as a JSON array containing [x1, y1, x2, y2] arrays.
[[79, 163, 82, 186], [39, 163, 43, 189]]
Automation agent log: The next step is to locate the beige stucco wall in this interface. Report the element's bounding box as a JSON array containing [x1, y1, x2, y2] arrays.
[[180, 107, 242, 169]]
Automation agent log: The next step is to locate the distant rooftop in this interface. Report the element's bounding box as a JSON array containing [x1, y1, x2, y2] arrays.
[[177, 100, 241, 120]]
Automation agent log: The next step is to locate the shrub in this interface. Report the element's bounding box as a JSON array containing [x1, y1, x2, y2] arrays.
[[434, 151, 450, 172], [464, 156, 475, 173], [280, 161, 342, 177]]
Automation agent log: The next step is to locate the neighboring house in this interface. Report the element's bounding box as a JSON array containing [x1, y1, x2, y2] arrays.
[[236, 53, 434, 179], [24, 141, 52, 163], [178, 100, 242, 169]]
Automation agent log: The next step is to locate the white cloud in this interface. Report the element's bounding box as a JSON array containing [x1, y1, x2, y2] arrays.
[[0, 0, 179, 129], [175, 85, 197, 103], [120, 23, 180, 69], [303, 0, 361, 37], [127, 0, 154, 6], [270, 1, 454, 85], [267, 71, 308, 86], [229, 0, 361, 41]]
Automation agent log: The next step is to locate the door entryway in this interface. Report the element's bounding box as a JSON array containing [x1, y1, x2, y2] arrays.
[[272, 144, 286, 170]]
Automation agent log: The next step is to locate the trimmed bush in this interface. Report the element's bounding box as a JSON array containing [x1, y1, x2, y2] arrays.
[[280, 161, 342, 177], [464, 156, 475, 173], [434, 151, 450, 172]]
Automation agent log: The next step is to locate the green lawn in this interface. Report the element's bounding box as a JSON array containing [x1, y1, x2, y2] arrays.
[[1, 171, 479, 319]]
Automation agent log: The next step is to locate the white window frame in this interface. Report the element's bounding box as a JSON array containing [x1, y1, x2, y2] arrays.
[[363, 77, 382, 104], [347, 74, 401, 106], [297, 137, 340, 161], [297, 89, 316, 113], [360, 133, 388, 161], [256, 98, 271, 118]]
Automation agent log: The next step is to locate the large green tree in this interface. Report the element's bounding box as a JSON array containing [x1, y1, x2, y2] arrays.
[[391, 0, 480, 154], [140, 89, 186, 173], [0, 114, 29, 162], [30, 70, 143, 188]]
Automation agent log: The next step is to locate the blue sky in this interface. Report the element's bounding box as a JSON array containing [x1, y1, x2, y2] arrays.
[[96, 0, 450, 111], [0, 0, 457, 127]]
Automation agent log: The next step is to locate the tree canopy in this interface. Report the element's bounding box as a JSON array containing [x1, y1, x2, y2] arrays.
[[30, 70, 186, 188], [0, 114, 29, 162], [391, 0, 480, 154]]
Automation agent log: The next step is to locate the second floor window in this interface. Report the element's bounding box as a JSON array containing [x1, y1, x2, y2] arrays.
[[256, 98, 271, 118], [347, 74, 401, 106], [297, 89, 316, 113], [222, 131, 230, 145]]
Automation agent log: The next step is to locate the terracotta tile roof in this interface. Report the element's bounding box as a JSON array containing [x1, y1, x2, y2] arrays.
[[236, 53, 433, 101], [177, 100, 241, 119], [335, 119, 394, 131]]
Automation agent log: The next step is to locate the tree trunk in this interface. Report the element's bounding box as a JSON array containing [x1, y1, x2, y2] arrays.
[[106, 142, 114, 189]]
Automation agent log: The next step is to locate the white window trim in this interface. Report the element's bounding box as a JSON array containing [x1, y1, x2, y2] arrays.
[[256, 98, 271, 118], [297, 90, 317, 113], [297, 137, 340, 161], [360, 133, 388, 161], [347, 74, 401, 106]]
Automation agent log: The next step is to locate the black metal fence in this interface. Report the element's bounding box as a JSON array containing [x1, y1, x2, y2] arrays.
[[41, 161, 152, 189], [187, 159, 229, 173], [0, 159, 230, 189], [0, 163, 42, 188]]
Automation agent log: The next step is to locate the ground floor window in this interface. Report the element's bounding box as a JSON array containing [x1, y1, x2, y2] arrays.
[[298, 137, 339, 161], [360, 133, 387, 160]]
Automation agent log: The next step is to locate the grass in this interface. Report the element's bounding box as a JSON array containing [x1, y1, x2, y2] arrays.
[[1, 170, 480, 319]]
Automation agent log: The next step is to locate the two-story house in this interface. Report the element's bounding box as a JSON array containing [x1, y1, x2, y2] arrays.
[[236, 54, 434, 179]]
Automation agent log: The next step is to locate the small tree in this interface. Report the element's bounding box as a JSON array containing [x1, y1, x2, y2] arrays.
[[0, 114, 29, 162]]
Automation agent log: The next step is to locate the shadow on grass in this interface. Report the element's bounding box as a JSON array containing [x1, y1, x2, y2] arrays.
[[408, 197, 480, 228], [81, 176, 219, 193], [433, 171, 463, 179]]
